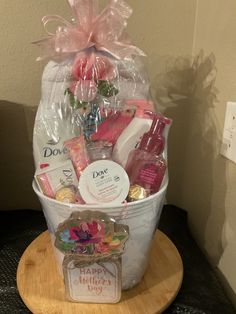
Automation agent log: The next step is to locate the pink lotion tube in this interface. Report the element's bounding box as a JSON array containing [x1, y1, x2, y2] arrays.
[[125, 113, 172, 195], [64, 136, 89, 179]]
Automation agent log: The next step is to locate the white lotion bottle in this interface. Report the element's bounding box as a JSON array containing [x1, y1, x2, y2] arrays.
[[112, 100, 154, 167]]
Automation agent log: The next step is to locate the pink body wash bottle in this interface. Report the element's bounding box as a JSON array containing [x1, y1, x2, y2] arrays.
[[125, 114, 172, 195]]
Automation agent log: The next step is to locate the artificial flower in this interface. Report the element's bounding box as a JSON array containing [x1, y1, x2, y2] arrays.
[[69, 80, 97, 102], [72, 51, 116, 81]]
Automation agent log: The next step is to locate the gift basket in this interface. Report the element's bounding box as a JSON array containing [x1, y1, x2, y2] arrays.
[[33, 0, 172, 303]]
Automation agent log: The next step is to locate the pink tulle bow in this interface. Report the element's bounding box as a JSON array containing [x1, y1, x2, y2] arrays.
[[34, 0, 146, 60]]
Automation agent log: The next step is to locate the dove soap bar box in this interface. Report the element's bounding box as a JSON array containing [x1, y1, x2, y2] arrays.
[[35, 159, 79, 198]]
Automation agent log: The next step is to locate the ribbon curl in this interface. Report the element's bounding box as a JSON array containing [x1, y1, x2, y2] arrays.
[[34, 0, 146, 60]]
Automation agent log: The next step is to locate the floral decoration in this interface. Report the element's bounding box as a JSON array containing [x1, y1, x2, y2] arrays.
[[72, 52, 116, 81], [55, 212, 129, 257], [65, 51, 119, 110]]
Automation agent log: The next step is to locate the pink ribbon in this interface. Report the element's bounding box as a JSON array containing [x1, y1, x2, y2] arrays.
[[34, 0, 146, 60]]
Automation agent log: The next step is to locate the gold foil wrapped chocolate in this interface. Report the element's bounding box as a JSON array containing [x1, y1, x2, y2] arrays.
[[127, 185, 148, 202], [55, 186, 76, 204]]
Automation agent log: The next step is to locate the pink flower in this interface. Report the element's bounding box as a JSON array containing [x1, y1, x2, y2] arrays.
[[70, 80, 97, 102], [81, 222, 90, 232], [69, 227, 81, 240], [95, 242, 110, 254], [87, 221, 105, 239], [72, 52, 116, 81], [69, 226, 91, 242]]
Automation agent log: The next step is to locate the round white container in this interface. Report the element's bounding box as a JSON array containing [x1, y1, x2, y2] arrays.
[[33, 177, 168, 290]]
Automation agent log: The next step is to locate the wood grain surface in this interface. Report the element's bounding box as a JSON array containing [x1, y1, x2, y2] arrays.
[[17, 230, 183, 314]]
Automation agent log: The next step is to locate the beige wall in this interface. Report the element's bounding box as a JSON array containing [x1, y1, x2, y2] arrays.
[[154, 0, 236, 305], [1, 0, 236, 305], [177, 0, 236, 305]]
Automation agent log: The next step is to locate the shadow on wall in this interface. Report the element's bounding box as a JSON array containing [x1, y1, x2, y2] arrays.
[[153, 50, 227, 265], [0, 100, 40, 210]]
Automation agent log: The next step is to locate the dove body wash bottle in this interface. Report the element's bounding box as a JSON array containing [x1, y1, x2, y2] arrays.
[[33, 61, 80, 169]]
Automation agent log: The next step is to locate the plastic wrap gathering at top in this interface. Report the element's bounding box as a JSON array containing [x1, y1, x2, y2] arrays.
[[33, 0, 151, 169]]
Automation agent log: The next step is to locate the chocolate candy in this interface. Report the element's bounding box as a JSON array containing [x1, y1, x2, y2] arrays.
[[55, 186, 76, 204], [127, 185, 148, 202]]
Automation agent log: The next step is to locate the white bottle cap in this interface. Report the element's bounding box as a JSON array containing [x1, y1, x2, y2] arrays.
[[79, 160, 130, 204]]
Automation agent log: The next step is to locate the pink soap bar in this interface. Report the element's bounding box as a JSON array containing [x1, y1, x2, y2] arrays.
[[91, 111, 134, 145]]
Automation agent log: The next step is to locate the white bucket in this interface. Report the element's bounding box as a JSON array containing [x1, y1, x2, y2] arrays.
[[33, 178, 168, 290]]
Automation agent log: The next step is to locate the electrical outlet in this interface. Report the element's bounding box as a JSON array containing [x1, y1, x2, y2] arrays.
[[221, 101, 236, 163]]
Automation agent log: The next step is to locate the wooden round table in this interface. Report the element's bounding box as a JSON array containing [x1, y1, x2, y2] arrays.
[[17, 230, 183, 314]]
